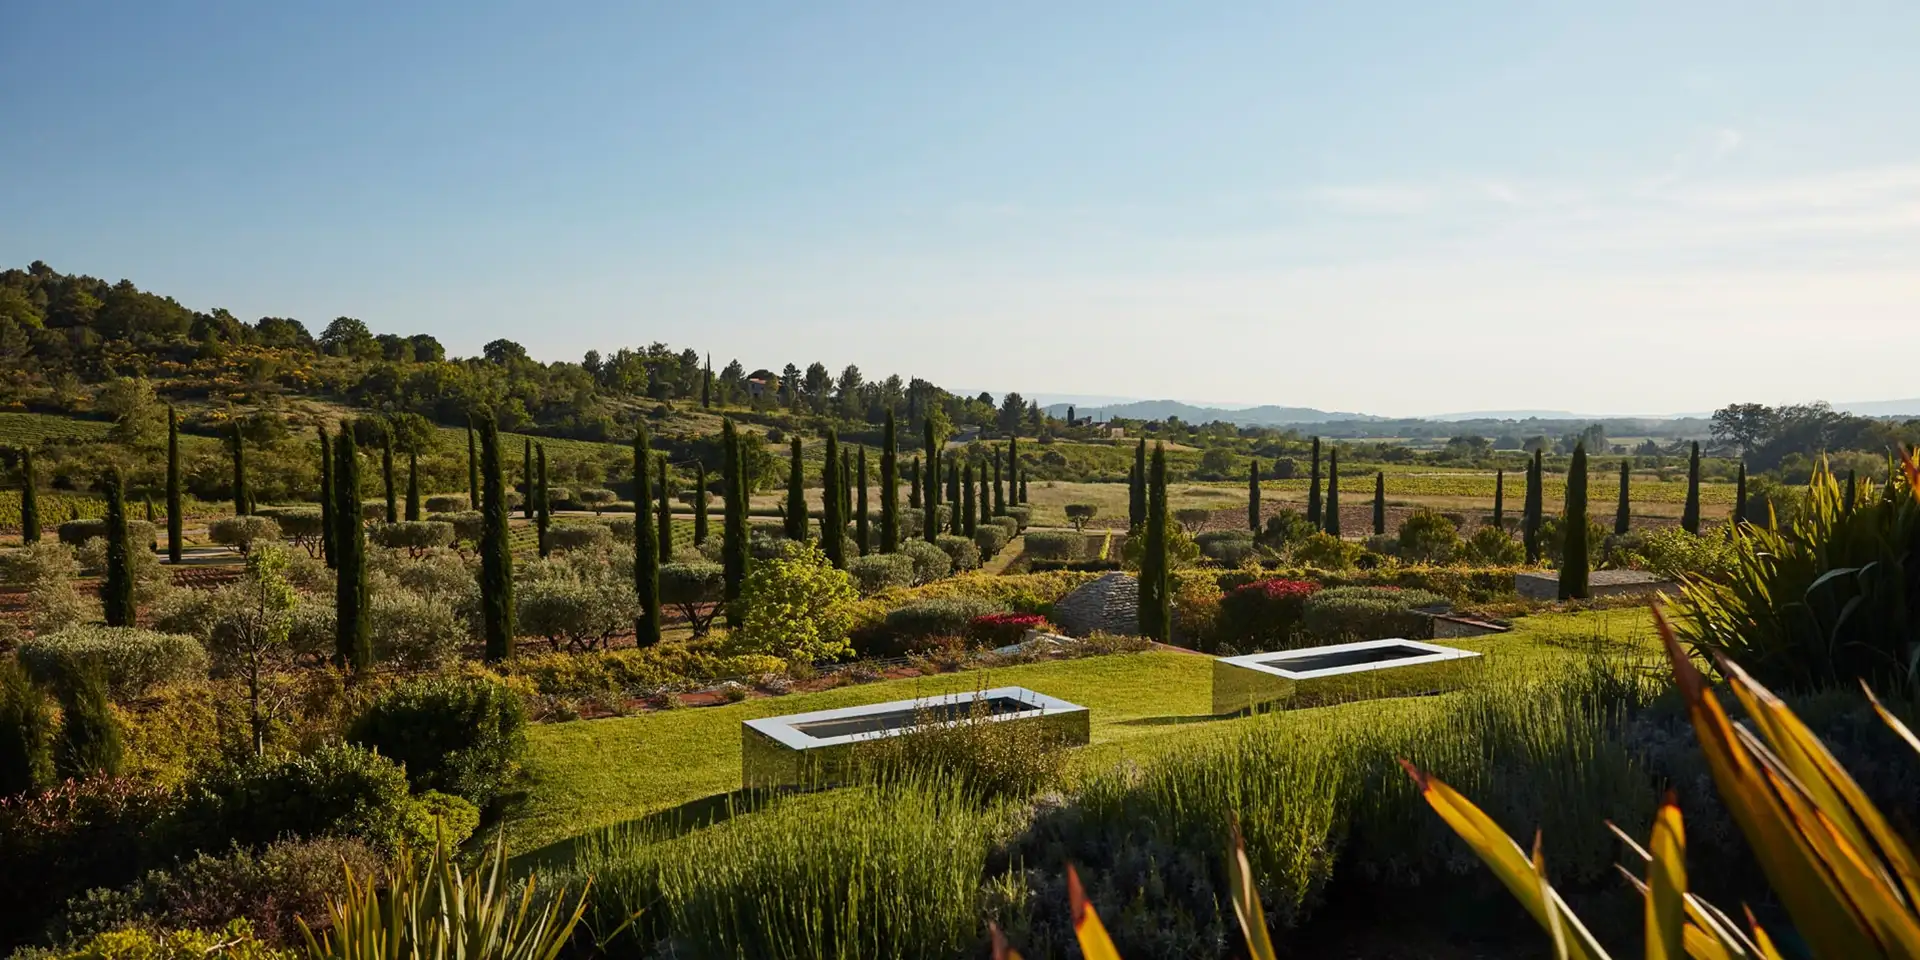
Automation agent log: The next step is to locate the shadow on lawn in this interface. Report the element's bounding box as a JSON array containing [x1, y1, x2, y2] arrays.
[[1113, 713, 1227, 727], [507, 787, 777, 874]]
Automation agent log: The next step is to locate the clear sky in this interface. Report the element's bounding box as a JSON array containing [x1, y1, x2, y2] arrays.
[[4, 2, 1917, 416]]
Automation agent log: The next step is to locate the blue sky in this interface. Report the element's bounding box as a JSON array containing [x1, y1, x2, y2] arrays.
[[4, 2, 1918, 416]]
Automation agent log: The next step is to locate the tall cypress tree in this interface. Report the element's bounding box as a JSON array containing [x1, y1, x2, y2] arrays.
[[318, 428, 335, 568], [702, 356, 712, 408], [164, 407, 180, 559], [1614, 460, 1632, 535], [231, 423, 249, 516], [634, 425, 661, 645], [382, 431, 397, 525], [535, 444, 551, 558], [1733, 462, 1747, 527], [784, 437, 808, 542], [1523, 450, 1544, 564], [467, 422, 479, 510], [0, 663, 54, 796], [102, 467, 134, 627], [144, 496, 157, 551], [720, 419, 746, 616], [335, 428, 372, 669], [657, 455, 674, 563], [856, 447, 870, 556], [19, 446, 39, 546], [1492, 468, 1505, 530], [1559, 442, 1590, 600], [1020, 476, 1028, 504], [405, 451, 421, 521], [1306, 437, 1323, 527], [1324, 447, 1341, 537], [992, 454, 1005, 516], [55, 669, 122, 781], [821, 429, 845, 568], [1129, 439, 1147, 529], [1681, 441, 1702, 534], [521, 437, 534, 520], [1248, 458, 1262, 532], [840, 451, 853, 525], [693, 461, 710, 545], [1372, 472, 1387, 536], [947, 458, 963, 535], [923, 418, 940, 542], [962, 461, 977, 537], [1138, 443, 1171, 642], [478, 419, 513, 662], [908, 456, 922, 510], [979, 464, 991, 532], [1008, 436, 1021, 505], [879, 411, 899, 554]]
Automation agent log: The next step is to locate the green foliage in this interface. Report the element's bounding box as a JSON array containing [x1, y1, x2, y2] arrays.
[[332, 428, 372, 670], [933, 533, 980, 572], [56, 668, 124, 780], [1301, 585, 1447, 642], [853, 698, 1072, 801], [633, 424, 660, 647], [101, 468, 133, 627], [1291, 531, 1360, 570], [972, 522, 1010, 560], [879, 596, 1009, 645], [367, 520, 455, 557], [1395, 508, 1460, 564], [1022, 530, 1084, 562], [1195, 529, 1257, 566], [1063, 502, 1098, 531], [732, 542, 859, 662], [346, 677, 527, 804], [1461, 525, 1525, 565], [544, 521, 612, 554], [209, 515, 282, 555], [32, 920, 290, 960], [19, 626, 208, 701], [846, 553, 915, 596], [0, 660, 55, 797], [478, 418, 513, 661], [1634, 524, 1738, 582], [178, 744, 474, 856], [898, 539, 953, 585], [1559, 442, 1591, 599]]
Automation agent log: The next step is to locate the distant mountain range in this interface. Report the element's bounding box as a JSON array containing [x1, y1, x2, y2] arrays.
[[1039, 397, 1920, 427]]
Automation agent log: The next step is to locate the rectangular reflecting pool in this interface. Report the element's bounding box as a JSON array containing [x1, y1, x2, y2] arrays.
[[1211, 639, 1483, 715]]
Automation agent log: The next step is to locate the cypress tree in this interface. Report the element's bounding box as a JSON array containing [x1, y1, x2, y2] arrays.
[[1559, 442, 1590, 600], [1373, 472, 1386, 536], [840, 451, 853, 525], [478, 419, 513, 662], [993, 454, 1005, 516], [231, 423, 249, 516], [962, 461, 977, 537], [144, 496, 157, 551], [979, 464, 990, 533], [382, 431, 397, 525], [1247, 458, 1261, 532], [405, 451, 421, 522], [784, 436, 808, 542], [1129, 439, 1147, 529], [634, 424, 661, 645], [702, 356, 712, 408], [657, 455, 674, 563], [1324, 447, 1341, 537], [821, 429, 845, 569], [908, 456, 922, 510], [1138, 443, 1171, 642], [165, 407, 180, 559], [1306, 437, 1323, 527], [102, 467, 134, 628], [947, 459, 964, 535], [535, 444, 551, 558], [1681, 441, 1702, 534], [19, 446, 39, 546], [1492, 469, 1504, 530], [521, 437, 534, 520], [467, 422, 479, 509], [693, 462, 710, 545], [334, 428, 372, 669], [923, 418, 940, 542], [1523, 450, 1544, 564], [856, 447, 870, 556], [879, 411, 899, 554], [1020, 476, 1028, 503], [720, 419, 746, 615], [55, 669, 122, 781], [1733, 462, 1747, 527], [1008, 436, 1021, 505], [0, 662, 54, 796], [1614, 460, 1632, 535], [319, 428, 335, 568]]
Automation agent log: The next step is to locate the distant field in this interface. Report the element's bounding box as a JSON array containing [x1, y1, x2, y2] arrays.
[[0, 411, 113, 446]]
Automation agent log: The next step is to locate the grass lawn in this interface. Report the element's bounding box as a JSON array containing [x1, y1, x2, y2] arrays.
[[506, 606, 1662, 863]]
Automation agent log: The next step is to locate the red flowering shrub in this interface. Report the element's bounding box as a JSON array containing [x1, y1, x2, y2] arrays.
[[1216, 579, 1320, 651], [968, 612, 1054, 647]]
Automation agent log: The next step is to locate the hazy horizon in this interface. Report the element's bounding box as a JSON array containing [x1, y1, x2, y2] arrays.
[[5, 3, 1916, 415]]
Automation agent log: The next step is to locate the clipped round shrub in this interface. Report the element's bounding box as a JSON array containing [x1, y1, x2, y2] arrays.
[[973, 524, 1010, 560], [1301, 585, 1448, 642], [1173, 507, 1212, 532], [368, 520, 455, 556], [548, 521, 614, 553], [899, 539, 952, 584], [1023, 530, 1084, 562], [1397, 509, 1462, 564], [1462, 525, 1525, 565], [881, 596, 1008, 644], [57, 519, 157, 548], [251, 507, 322, 548], [990, 515, 1020, 539], [603, 516, 638, 542], [934, 534, 981, 572], [179, 743, 474, 855], [1197, 529, 1258, 566], [1005, 505, 1033, 530], [1063, 503, 1099, 529], [359, 501, 388, 522], [846, 553, 916, 596], [426, 511, 483, 544], [1217, 579, 1320, 651], [19, 626, 208, 700], [660, 562, 726, 634], [346, 677, 527, 804], [424, 494, 469, 513], [574, 488, 619, 513]]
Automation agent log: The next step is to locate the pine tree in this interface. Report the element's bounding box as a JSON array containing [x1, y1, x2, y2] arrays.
[[822, 429, 845, 569], [1248, 458, 1261, 532], [382, 431, 397, 525], [908, 456, 922, 510], [693, 461, 710, 545], [1733, 462, 1748, 527], [634, 424, 661, 645], [535, 444, 551, 558], [1559, 443, 1591, 600], [657, 455, 674, 563], [231, 423, 249, 515], [319, 428, 335, 568], [720, 419, 746, 617], [405, 451, 421, 521], [55, 669, 122, 781], [335, 428, 372, 669], [962, 461, 977, 537], [1681, 441, 1702, 534], [923, 417, 940, 542], [1324, 447, 1342, 537], [1306, 437, 1323, 527], [993, 454, 1005, 516], [856, 447, 870, 556], [1138, 443, 1171, 642], [1129, 439, 1147, 529], [19, 446, 39, 546], [1492, 468, 1504, 530], [521, 437, 534, 520], [879, 410, 899, 554], [0, 662, 54, 796], [1523, 450, 1544, 564], [784, 437, 808, 542], [467, 421, 479, 510], [1373, 472, 1387, 536], [165, 407, 180, 560], [1614, 460, 1632, 535], [102, 467, 134, 627]]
